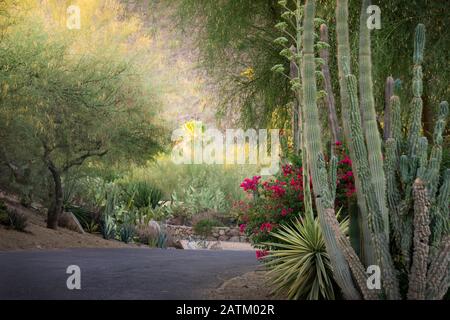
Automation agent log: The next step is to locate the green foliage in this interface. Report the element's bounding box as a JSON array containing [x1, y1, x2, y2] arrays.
[[0, 1, 167, 228], [178, 0, 292, 128], [264, 215, 348, 300], [101, 215, 116, 240], [119, 223, 135, 243], [148, 230, 169, 249], [122, 181, 163, 210]]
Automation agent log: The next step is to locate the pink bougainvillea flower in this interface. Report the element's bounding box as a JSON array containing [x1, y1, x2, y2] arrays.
[[240, 176, 261, 192], [282, 164, 293, 177], [239, 224, 247, 233], [339, 155, 352, 166], [256, 250, 269, 260], [260, 222, 273, 233], [335, 140, 343, 146], [281, 208, 293, 217]]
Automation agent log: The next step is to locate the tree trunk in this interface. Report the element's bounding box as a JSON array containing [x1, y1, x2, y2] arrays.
[[47, 162, 63, 229]]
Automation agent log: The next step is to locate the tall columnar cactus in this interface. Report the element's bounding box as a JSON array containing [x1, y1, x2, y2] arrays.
[[383, 76, 395, 140], [336, 0, 376, 268], [358, 0, 389, 241], [343, 67, 401, 300], [319, 24, 340, 147], [298, 0, 449, 300], [407, 24, 425, 158], [301, 0, 361, 300]]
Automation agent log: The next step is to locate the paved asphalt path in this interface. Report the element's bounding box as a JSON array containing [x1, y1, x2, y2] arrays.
[[0, 248, 258, 300]]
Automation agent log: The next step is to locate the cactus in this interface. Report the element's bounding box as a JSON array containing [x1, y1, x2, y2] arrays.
[[359, 0, 390, 242], [295, 0, 449, 300], [336, 0, 376, 267], [319, 24, 340, 146], [301, 0, 361, 300], [384, 76, 395, 140]]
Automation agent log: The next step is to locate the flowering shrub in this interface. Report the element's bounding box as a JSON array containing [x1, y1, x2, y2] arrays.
[[236, 142, 355, 247]]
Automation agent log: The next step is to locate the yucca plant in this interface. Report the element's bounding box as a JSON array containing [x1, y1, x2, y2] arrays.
[[263, 214, 348, 300]]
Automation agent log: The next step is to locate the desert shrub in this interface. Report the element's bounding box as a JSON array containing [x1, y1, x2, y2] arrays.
[[66, 205, 100, 233], [6, 208, 28, 232], [135, 222, 160, 244], [183, 185, 227, 216], [193, 218, 224, 238], [121, 180, 162, 210], [148, 230, 169, 249], [127, 155, 259, 211], [0, 201, 9, 225]]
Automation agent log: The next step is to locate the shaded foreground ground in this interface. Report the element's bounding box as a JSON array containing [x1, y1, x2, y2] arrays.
[[0, 248, 265, 299]]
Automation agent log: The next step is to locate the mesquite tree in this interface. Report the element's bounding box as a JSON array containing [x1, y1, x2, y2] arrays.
[[0, 15, 165, 229]]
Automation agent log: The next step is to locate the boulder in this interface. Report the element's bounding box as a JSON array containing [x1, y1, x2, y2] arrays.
[[58, 212, 85, 234], [229, 236, 240, 242], [229, 228, 240, 237]]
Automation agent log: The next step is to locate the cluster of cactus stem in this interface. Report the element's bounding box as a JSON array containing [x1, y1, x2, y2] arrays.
[[277, 0, 449, 299]]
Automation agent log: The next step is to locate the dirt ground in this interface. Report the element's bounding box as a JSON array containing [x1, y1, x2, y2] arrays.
[[203, 269, 284, 300], [0, 192, 136, 251]]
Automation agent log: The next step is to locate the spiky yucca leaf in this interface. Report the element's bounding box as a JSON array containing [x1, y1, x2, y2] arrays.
[[263, 215, 348, 300]]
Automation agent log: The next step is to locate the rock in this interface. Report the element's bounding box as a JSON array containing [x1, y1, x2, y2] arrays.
[[218, 235, 227, 241], [229, 228, 240, 237], [229, 236, 240, 242], [148, 220, 161, 233], [209, 241, 222, 250], [167, 240, 184, 249], [219, 229, 225, 236], [58, 212, 85, 234]]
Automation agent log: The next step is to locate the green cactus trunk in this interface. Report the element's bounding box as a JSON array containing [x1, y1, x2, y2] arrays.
[[336, 0, 376, 268], [343, 70, 401, 300], [359, 0, 389, 241], [301, 0, 361, 300]]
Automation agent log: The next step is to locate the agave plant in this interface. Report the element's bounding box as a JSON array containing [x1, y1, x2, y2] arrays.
[[119, 223, 135, 243], [263, 214, 348, 300], [101, 214, 116, 240]]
